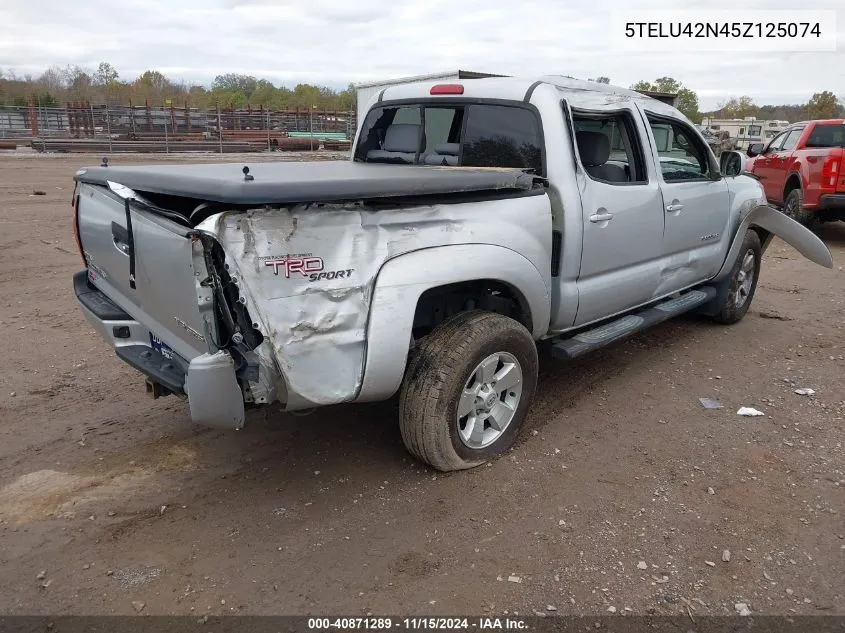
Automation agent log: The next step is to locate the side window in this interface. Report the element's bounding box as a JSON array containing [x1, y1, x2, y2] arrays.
[[780, 129, 804, 151], [461, 105, 543, 174], [646, 115, 711, 182], [571, 112, 646, 184], [766, 131, 788, 152], [806, 124, 845, 148]]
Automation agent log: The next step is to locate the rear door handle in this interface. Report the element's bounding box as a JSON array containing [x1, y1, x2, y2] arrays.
[[665, 203, 684, 213], [589, 211, 614, 223]]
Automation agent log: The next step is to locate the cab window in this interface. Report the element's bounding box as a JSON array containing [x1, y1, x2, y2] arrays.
[[646, 114, 712, 181], [780, 128, 804, 151], [354, 102, 544, 175], [571, 111, 647, 184]]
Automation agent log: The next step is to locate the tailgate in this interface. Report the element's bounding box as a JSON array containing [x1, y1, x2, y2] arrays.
[[75, 181, 214, 361]]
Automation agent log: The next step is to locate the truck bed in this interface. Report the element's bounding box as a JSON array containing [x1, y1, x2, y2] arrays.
[[73, 161, 539, 205]]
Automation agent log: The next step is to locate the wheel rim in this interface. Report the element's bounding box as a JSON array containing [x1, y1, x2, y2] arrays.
[[456, 352, 523, 450], [734, 248, 756, 308], [785, 194, 798, 218]]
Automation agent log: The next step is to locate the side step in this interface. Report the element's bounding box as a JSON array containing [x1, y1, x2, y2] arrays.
[[550, 286, 716, 360]]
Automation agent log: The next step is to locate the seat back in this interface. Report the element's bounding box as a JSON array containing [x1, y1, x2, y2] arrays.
[[576, 131, 628, 182], [423, 142, 461, 166], [366, 124, 421, 163]]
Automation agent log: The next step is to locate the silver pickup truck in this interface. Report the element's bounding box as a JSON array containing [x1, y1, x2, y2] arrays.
[[71, 76, 833, 472]]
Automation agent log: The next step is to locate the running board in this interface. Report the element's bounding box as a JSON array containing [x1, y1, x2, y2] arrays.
[[550, 287, 717, 360]]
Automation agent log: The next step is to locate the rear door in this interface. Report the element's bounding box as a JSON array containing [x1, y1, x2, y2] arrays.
[[76, 182, 213, 361], [569, 106, 667, 325], [640, 110, 731, 288]]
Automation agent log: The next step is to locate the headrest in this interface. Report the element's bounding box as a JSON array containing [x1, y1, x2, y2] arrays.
[[576, 131, 610, 166], [383, 124, 420, 153]]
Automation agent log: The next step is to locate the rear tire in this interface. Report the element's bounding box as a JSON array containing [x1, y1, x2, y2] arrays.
[[783, 188, 814, 227], [712, 230, 762, 325], [398, 311, 538, 472]]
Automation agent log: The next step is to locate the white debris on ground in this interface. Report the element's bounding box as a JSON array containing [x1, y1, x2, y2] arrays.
[[699, 397, 724, 409], [737, 407, 765, 417], [735, 603, 751, 616]]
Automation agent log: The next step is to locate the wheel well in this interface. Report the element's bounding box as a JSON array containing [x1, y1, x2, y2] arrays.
[[412, 280, 532, 339], [750, 225, 771, 249], [783, 173, 802, 202]]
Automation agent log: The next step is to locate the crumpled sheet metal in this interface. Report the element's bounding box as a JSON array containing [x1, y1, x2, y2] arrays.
[[197, 196, 550, 409]]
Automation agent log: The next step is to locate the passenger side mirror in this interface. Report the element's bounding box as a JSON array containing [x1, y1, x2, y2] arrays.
[[746, 143, 765, 157]]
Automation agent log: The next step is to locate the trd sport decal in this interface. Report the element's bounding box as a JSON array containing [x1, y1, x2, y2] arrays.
[[262, 255, 354, 282]]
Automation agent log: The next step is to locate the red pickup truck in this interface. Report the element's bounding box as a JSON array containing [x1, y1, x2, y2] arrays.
[[745, 119, 845, 226]]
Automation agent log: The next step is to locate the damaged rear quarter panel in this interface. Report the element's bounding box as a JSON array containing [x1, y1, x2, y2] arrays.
[[197, 195, 551, 409]]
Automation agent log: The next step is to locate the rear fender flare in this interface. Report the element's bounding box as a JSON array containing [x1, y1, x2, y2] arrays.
[[713, 204, 833, 283], [355, 244, 550, 403]]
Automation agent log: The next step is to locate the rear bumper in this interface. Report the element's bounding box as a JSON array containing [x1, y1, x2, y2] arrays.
[[73, 270, 245, 429], [818, 194, 845, 221], [819, 194, 845, 210]]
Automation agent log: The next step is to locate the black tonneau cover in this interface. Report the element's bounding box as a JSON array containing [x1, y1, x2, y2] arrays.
[[74, 160, 540, 205]]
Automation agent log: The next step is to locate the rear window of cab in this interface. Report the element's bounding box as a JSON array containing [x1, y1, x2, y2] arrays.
[[354, 102, 544, 175]]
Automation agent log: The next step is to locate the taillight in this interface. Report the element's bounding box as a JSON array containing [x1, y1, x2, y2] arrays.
[[430, 84, 464, 95], [821, 156, 840, 189], [72, 191, 85, 266]]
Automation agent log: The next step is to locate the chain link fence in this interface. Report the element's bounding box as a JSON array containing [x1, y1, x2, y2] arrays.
[[0, 103, 356, 153]]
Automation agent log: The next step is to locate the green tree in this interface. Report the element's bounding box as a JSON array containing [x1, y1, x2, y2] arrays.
[[136, 70, 170, 92], [631, 77, 700, 122], [248, 79, 277, 106], [94, 62, 119, 87], [589, 76, 611, 84], [212, 90, 248, 109], [337, 82, 355, 111], [291, 83, 322, 108], [717, 96, 758, 119], [212, 73, 258, 98], [807, 90, 839, 119]]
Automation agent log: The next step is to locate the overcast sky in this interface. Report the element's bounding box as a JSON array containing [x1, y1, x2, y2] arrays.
[[1, 0, 842, 110]]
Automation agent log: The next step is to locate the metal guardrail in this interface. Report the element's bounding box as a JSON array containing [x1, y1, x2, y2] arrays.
[[0, 104, 356, 153]]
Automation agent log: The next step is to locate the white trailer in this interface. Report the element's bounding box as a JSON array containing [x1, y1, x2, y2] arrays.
[[701, 117, 789, 150]]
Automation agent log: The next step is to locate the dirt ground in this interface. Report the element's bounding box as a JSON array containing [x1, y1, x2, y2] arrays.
[[0, 151, 843, 617]]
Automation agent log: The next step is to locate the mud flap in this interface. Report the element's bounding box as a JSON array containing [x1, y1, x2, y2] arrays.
[[184, 351, 245, 430], [713, 205, 833, 284]]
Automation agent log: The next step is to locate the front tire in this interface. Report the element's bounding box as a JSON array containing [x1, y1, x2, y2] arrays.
[[398, 311, 538, 472], [712, 230, 762, 325]]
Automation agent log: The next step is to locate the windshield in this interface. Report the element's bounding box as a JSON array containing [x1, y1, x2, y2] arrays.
[[354, 102, 544, 174]]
